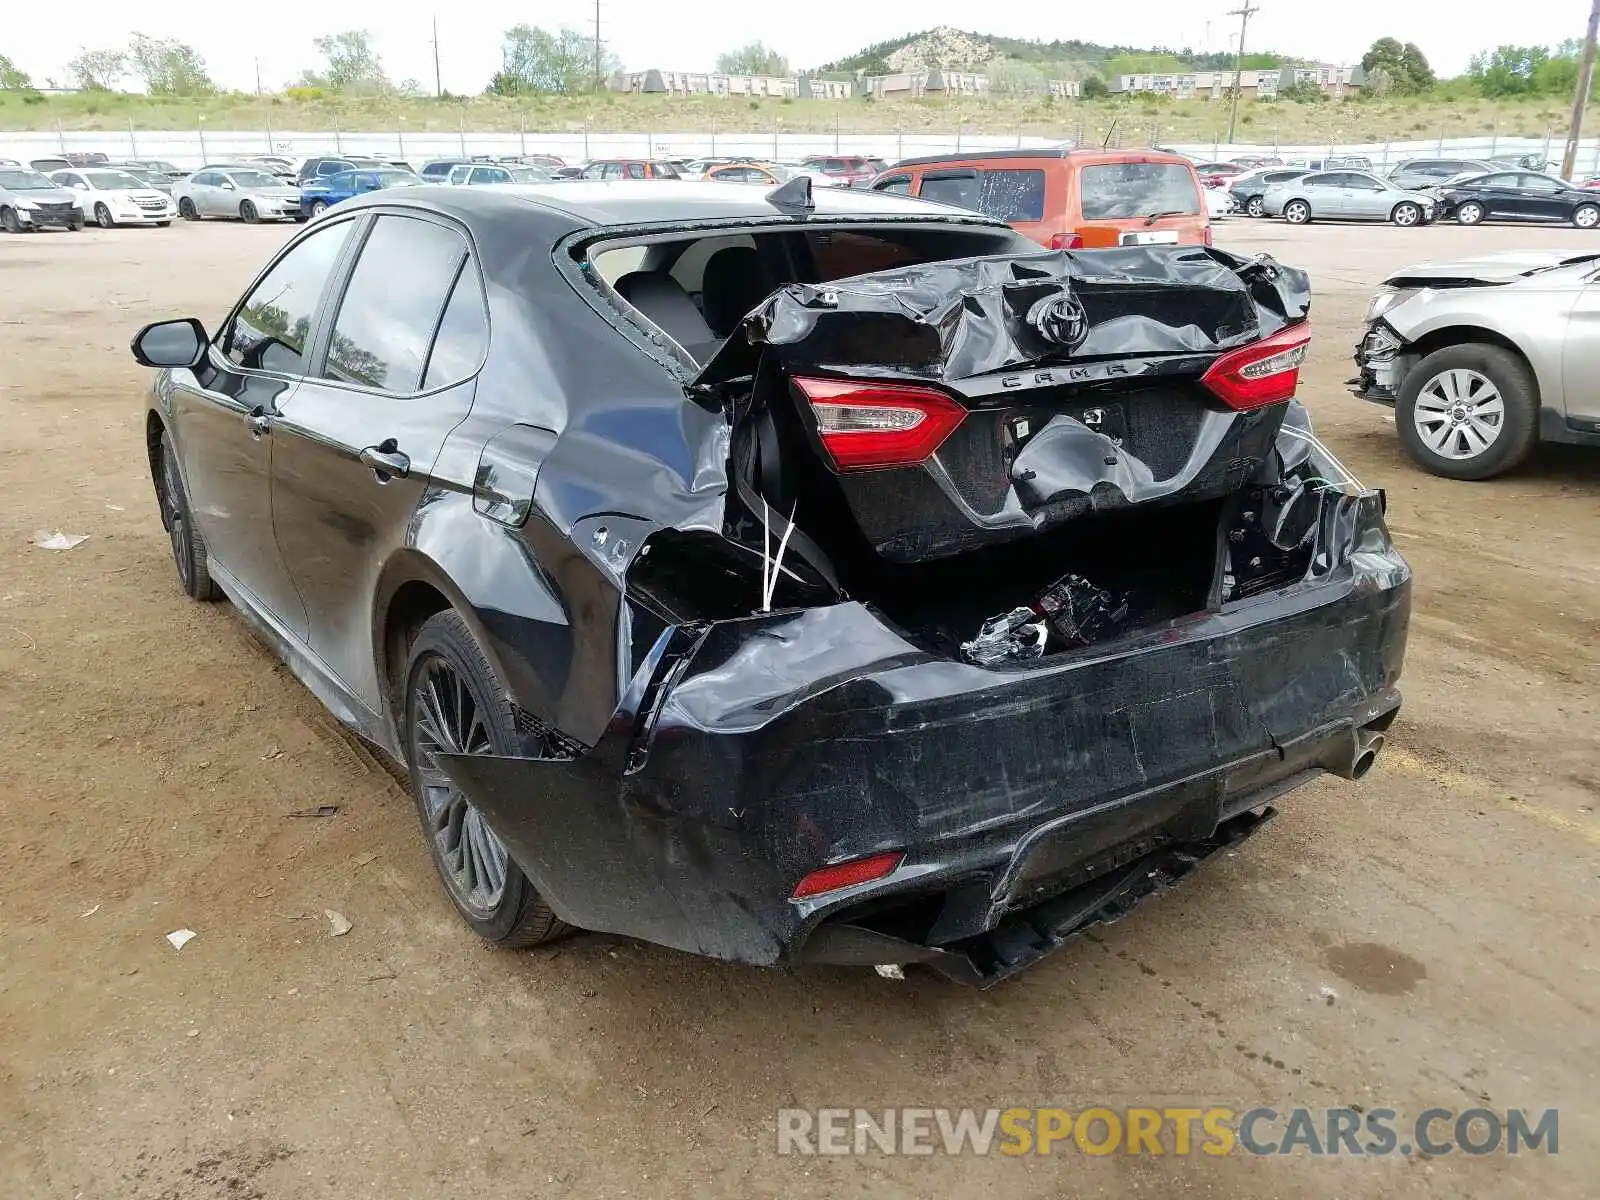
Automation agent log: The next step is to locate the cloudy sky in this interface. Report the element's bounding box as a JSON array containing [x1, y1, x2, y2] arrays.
[[6, 3, 1587, 92]]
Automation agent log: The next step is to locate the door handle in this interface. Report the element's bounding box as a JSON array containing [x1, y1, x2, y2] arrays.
[[247, 406, 272, 436], [359, 441, 411, 481]]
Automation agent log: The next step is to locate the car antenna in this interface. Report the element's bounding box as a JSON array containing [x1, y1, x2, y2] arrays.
[[1102, 120, 1117, 149], [767, 175, 814, 215]]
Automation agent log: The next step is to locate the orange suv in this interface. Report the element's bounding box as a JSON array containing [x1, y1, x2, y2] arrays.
[[870, 147, 1211, 250]]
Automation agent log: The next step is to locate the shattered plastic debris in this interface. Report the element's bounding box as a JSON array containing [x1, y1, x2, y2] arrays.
[[1034, 574, 1131, 647], [961, 575, 1130, 665], [324, 910, 353, 937], [960, 607, 1048, 666], [31, 531, 89, 551], [165, 928, 197, 951]]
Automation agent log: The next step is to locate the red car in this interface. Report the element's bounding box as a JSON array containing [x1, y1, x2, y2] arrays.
[[1193, 161, 1247, 189], [1583, 178, 1600, 190], [801, 155, 886, 186]]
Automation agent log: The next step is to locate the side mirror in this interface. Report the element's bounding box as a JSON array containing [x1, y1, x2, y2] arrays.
[[73, 182, 89, 191], [131, 318, 208, 369], [221, 180, 236, 191]]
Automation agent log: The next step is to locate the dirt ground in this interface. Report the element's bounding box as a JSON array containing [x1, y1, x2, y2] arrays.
[[1, 214, 1596, 1199]]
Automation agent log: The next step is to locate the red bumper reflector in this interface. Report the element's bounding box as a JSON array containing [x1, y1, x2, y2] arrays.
[[792, 377, 966, 471], [1200, 322, 1312, 411], [791, 851, 904, 899]]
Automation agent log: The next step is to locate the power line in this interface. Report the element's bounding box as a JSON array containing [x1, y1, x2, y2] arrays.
[[1225, 1, 1258, 144]]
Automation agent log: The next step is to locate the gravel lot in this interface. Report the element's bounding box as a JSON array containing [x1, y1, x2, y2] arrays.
[[1, 215, 1596, 1199]]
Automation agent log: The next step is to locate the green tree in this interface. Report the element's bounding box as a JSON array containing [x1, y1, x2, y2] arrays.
[[1467, 45, 1551, 96], [715, 42, 789, 76], [1081, 74, 1109, 99], [67, 47, 126, 91], [0, 53, 32, 90], [1398, 42, 1435, 91], [303, 30, 389, 93], [1360, 37, 1434, 94], [488, 25, 614, 95], [127, 33, 213, 96]]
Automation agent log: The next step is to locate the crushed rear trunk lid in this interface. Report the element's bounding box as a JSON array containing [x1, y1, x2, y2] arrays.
[[696, 245, 1310, 565]]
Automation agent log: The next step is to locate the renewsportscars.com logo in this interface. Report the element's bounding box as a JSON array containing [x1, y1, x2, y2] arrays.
[[776, 1106, 1559, 1157]]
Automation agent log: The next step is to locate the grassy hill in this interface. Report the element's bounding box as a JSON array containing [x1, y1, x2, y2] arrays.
[[815, 26, 1291, 79], [0, 88, 1585, 149]]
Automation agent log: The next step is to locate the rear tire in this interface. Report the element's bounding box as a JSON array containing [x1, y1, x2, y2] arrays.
[[1283, 199, 1311, 225], [309, 199, 329, 218], [1391, 202, 1422, 227], [156, 431, 222, 601], [403, 611, 572, 949], [240, 200, 259, 224], [1395, 344, 1539, 480], [179, 197, 199, 221]]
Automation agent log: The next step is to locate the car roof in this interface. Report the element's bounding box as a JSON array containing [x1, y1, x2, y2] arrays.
[[887, 147, 1192, 169], [336, 179, 1007, 232]]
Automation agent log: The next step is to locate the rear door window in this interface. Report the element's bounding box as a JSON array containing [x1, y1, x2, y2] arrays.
[[1078, 162, 1200, 220], [918, 171, 980, 211], [872, 175, 912, 195], [422, 257, 488, 390], [624, 163, 646, 180], [319, 215, 467, 392]]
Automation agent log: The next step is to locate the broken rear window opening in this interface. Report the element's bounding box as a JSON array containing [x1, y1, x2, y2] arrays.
[[1080, 162, 1202, 220]]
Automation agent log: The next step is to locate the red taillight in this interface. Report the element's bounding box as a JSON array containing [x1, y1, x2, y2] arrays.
[[1048, 231, 1085, 250], [792, 376, 966, 471], [791, 851, 904, 900], [1200, 323, 1312, 411]]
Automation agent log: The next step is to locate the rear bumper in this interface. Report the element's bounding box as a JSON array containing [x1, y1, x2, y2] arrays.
[[441, 496, 1409, 984]]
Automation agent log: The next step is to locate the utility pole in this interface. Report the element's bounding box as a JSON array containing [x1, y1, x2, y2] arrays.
[[254, 58, 262, 97], [1225, 1, 1258, 145], [1561, 0, 1600, 179], [431, 17, 443, 98], [592, 0, 603, 91]]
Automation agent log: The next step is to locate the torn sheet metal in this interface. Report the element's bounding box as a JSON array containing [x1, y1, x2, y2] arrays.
[[696, 246, 1309, 385]]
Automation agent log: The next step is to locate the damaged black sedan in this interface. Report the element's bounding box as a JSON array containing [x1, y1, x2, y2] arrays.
[[132, 180, 1410, 985]]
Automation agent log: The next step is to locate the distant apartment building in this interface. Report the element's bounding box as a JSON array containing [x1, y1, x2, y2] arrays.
[[617, 70, 852, 99], [1113, 64, 1363, 100], [620, 67, 1081, 101]]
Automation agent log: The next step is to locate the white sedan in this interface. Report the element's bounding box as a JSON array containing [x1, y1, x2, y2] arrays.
[[1205, 187, 1237, 219], [50, 167, 176, 227]]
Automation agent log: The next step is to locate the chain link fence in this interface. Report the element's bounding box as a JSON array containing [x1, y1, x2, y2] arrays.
[[4, 124, 1598, 177]]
